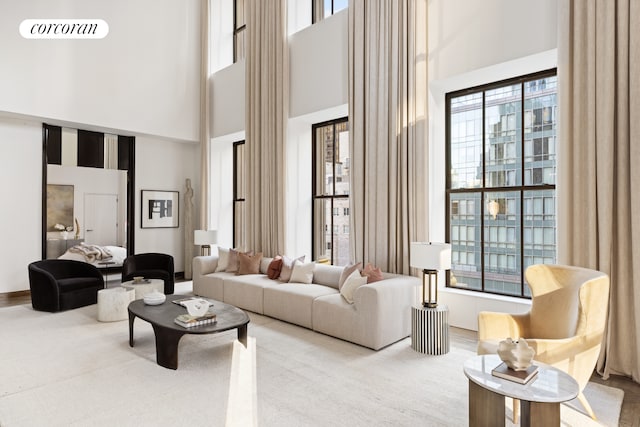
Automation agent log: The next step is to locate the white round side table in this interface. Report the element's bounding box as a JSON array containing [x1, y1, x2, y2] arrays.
[[97, 287, 135, 322]]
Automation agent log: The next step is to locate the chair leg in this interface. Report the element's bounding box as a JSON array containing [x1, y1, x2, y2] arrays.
[[513, 398, 519, 424], [577, 392, 597, 420]]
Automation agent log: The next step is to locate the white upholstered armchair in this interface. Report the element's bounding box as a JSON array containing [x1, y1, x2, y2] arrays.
[[477, 264, 610, 420]]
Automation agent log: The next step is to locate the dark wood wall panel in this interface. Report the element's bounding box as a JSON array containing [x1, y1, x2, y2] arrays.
[[44, 125, 62, 165], [77, 130, 104, 168]]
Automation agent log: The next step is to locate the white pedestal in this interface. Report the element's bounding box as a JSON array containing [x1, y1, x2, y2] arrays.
[[97, 287, 135, 322], [411, 305, 450, 355]]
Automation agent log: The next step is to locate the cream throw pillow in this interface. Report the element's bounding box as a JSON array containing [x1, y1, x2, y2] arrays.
[[279, 255, 305, 282], [289, 260, 316, 284], [340, 270, 368, 304], [338, 262, 362, 290], [215, 247, 229, 272]]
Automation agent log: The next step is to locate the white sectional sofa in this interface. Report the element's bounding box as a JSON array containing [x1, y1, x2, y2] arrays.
[[192, 255, 420, 350]]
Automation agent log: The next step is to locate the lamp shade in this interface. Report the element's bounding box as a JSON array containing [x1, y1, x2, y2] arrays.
[[410, 242, 451, 270], [194, 229, 217, 245]]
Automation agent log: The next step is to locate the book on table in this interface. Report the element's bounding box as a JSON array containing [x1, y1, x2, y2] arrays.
[[174, 312, 217, 328], [491, 362, 539, 384], [172, 296, 213, 308]]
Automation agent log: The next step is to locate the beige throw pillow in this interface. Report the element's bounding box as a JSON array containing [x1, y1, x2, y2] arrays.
[[215, 247, 230, 272], [237, 252, 263, 275], [340, 269, 368, 304], [289, 260, 316, 284], [279, 255, 305, 282], [338, 262, 362, 290], [226, 249, 241, 273]]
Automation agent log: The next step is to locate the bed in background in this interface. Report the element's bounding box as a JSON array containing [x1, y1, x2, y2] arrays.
[[58, 244, 127, 268]]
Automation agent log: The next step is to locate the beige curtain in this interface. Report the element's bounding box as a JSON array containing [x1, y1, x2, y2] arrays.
[[348, 0, 428, 274], [244, 0, 288, 256], [312, 0, 324, 23], [558, 0, 640, 382], [199, 0, 211, 231]]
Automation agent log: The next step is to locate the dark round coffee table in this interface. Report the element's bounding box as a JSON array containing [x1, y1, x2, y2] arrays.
[[128, 295, 250, 370]]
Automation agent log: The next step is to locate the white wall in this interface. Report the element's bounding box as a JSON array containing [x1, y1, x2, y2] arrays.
[[0, 1, 203, 294], [0, 117, 43, 293], [428, 0, 558, 330], [135, 136, 200, 274], [0, 0, 201, 142]]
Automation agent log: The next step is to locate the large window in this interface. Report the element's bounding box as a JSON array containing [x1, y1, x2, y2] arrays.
[[446, 70, 557, 297], [234, 0, 246, 62], [233, 141, 246, 248], [312, 118, 349, 265], [312, 0, 348, 23]]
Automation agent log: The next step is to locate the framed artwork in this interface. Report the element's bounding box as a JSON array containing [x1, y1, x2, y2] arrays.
[[141, 190, 179, 228], [47, 184, 74, 231]]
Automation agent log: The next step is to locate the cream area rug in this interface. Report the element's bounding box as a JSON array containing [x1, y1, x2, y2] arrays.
[[0, 282, 623, 427]]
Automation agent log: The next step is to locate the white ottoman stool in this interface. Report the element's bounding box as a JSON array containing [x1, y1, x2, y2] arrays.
[[97, 287, 135, 322]]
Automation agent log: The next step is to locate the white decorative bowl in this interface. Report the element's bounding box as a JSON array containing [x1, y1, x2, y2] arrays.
[[182, 299, 210, 316], [143, 291, 166, 305], [497, 337, 535, 371]]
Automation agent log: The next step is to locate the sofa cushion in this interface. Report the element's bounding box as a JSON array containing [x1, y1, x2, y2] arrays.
[[312, 264, 344, 290], [339, 262, 362, 290], [289, 260, 315, 284], [237, 252, 263, 275], [264, 283, 337, 329], [260, 257, 273, 275], [215, 247, 230, 272], [223, 274, 280, 314], [193, 272, 233, 300], [340, 270, 368, 304], [279, 255, 304, 282]]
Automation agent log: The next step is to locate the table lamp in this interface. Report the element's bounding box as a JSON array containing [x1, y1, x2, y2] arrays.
[[410, 242, 452, 308], [194, 230, 217, 256]]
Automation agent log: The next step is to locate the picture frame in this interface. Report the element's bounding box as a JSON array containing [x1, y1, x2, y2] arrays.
[[141, 190, 179, 228]]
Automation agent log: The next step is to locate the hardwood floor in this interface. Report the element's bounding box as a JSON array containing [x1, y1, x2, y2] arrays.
[[1, 292, 638, 425]]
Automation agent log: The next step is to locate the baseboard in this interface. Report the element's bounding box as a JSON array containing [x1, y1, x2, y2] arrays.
[[0, 290, 31, 299]]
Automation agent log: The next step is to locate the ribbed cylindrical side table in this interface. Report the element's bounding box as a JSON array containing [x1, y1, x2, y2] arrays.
[[411, 305, 450, 355]]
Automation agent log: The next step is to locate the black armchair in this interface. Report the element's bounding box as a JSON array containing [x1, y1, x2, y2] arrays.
[[122, 253, 175, 294], [28, 259, 104, 312]]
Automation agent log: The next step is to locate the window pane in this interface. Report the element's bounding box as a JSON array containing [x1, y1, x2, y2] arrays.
[[450, 92, 483, 189], [333, 198, 350, 266], [314, 198, 331, 262], [485, 84, 522, 187], [335, 121, 350, 195], [524, 76, 557, 185], [484, 191, 522, 296], [235, 143, 245, 199], [333, 0, 348, 13], [315, 124, 334, 196], [449, 193, 482, 290]]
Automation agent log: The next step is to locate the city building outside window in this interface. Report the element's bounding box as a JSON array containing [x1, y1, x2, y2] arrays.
[[312, 0, 348, 24], [446, 69, 557, 298], [312, 118, 349, 265], [233, 141, 246, 248], [234, 0, 246, 62]]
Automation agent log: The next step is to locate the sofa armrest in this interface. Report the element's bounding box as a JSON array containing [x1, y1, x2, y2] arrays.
[[193, 255, 219, 278], [477, 311, 531, 341], [352, 275, 421, 349]]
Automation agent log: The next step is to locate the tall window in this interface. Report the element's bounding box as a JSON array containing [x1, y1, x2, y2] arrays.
[[234, 0, 246, 62], [312, 118, 349, 265], [233, 141, 246, 248], [312, 0, 348, 23], [446, 70, 557, 298]]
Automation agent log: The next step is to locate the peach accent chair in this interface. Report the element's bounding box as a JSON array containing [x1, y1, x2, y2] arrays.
[[477, 264, 610, 421]]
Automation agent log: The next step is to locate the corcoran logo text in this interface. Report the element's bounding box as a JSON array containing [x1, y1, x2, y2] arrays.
[[20, 19, 109, 39]]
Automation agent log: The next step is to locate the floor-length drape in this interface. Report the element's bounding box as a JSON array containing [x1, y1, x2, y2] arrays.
[[199, 0, 211, 232], [558, 0, 640, 382], [348, 0, 428, 274], [244, 0, 288, 256]]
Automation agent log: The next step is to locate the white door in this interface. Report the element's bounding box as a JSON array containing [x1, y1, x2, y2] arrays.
[[85, 193, 118, 246]]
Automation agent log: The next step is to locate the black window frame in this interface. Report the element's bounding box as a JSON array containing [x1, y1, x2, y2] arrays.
[[233, 0, 246, 63], [312, 117, 349, 264], [233, 140, 246, 248], [445, 68, 558, 298]]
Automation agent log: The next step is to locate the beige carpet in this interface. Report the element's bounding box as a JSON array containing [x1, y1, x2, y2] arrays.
[[0, 282, 623, 426]]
